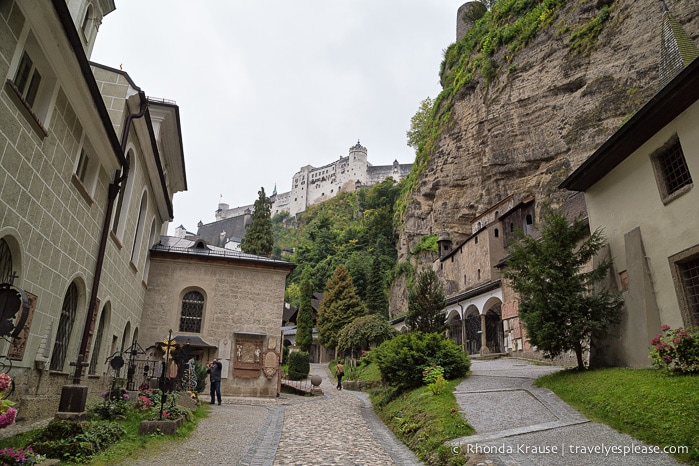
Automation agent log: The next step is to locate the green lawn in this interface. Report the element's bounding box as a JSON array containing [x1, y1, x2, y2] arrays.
[[536, 368, 699, 464]]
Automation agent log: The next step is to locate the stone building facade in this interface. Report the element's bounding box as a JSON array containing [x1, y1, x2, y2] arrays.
[[138, 237, 294, 397], [0, 0, 186, 420]]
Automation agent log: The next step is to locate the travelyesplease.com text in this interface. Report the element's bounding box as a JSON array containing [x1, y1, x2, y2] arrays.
[[452, 443, 690, 457]]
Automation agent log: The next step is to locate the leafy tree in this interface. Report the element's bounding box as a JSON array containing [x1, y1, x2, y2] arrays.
[[337, 314, 397, 354], [406, 269, 447, 334], [240, 187, 273, 256], [317, 265, 366, 350], [296, 276, 314, 352], [284, 282, 302, 309], [406, 97, 434, 151], [501, 208, 623, 370]]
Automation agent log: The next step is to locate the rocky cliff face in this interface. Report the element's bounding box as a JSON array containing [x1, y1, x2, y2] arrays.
[[390, 0, 699, 317]]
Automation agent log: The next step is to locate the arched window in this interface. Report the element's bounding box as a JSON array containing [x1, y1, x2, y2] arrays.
[[494, 228, 499, 238], [0, 238, 13, 283], [180, 291, 204, 333], [50, 282, 79, 371], [112, 150, 134, 238], [121, 322, 131, 352], [131, 193, 148, 265], [89, 304, 109, 375], [526, 214, 533, 225], [143, 218, 158, 283], [81, 4, 93, 37]]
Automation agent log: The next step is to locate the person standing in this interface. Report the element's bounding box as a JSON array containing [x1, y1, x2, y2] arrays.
[[207, 358, 222, 405], [335, 362, 344, 390]]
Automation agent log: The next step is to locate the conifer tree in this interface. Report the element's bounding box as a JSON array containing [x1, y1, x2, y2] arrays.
[[501, 208, 623, 370], [241, 187, 274, 257], [365, 256, 389, 318], [317, 265, 366, 350], [406, 269, 447, 334], [296, 276, 314, 352]]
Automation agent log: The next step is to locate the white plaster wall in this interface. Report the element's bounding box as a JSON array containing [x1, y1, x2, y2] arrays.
[[585, 100, 699, 328]]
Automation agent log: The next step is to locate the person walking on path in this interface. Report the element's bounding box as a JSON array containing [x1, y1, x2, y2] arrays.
[[207, 358, 222, 405], [335, 361, 344, 390]]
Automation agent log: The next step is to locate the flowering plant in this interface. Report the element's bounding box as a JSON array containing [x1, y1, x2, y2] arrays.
[[138, 394, 155, 409], [0, 373, 16, 429], [0, 447, 41, 465], [649, 325, 699, 373]]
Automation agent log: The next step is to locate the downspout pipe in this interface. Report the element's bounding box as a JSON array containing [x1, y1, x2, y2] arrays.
[[75, 93, 148, 382]]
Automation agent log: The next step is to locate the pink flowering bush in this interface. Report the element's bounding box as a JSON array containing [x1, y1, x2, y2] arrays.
[[649, 325, 699, 373], [0, 447, 40, 465], [0, 373, 16, 429], [0, 373, 11, 391], [138, 394, 154, 409]]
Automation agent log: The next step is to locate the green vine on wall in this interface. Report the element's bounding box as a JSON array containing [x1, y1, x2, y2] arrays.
[[395, 0, 613, 228]]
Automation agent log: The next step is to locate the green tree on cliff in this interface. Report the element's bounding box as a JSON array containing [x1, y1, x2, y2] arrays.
[[241, 187, 273, 257], [317, 265, 366, 350], [406, 97, 434, 151], [501, 208, 623, 370]]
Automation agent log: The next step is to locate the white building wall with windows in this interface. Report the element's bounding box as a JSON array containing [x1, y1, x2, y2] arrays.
[[0, 0, 186, 421]]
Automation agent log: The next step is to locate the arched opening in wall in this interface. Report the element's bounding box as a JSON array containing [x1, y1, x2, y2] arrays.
[[464, 306, 481, 355], [132, 327, 139, 348], [50, 282, 80, 371], [143, 218, 157, 283], [130, 192, 148, 265], [494, 228, 499, 238], [89, 303, 110, 375], [121, 322, 131, 353], [0, 238, 14, 283], [446, 310, 462, 348], [526, 214, 533, 225], [180, 290, 205, 333], [485, 303, 504, 353]]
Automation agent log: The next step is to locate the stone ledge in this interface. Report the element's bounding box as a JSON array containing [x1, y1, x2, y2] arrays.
[[138, 417, 184, 435]]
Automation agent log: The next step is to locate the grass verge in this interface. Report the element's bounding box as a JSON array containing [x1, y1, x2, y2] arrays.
[[536, 368, 699, 465], [370, 380, 474, 466]]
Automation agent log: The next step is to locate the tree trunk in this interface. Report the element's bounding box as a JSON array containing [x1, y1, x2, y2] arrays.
[[574, 341, 585, 370]]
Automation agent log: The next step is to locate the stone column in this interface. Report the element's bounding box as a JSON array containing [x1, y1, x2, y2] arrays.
[[480, 314, 489, 355]]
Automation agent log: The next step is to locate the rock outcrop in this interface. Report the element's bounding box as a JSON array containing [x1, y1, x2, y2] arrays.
[[390, 0, 699, 316]]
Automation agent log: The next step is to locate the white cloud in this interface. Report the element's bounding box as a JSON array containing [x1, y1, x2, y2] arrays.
[[91, 1, 463, 232]]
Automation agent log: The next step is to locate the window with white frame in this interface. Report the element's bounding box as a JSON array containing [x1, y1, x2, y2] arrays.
[[6, 33, 56, 135], [72, 139, 99, 200], [651, 135, 693, 204], [13, 51, 42, 108]]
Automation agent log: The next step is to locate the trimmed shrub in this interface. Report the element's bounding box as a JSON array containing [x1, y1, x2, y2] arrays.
[[287, 351, 310, 380], [373, 332, 470, 392]]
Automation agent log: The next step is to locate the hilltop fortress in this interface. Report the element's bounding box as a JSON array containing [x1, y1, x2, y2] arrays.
[[193, 141, 412, 247]]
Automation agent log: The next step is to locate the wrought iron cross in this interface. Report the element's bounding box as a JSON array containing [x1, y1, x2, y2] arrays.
[[70, 353, 90, 385]]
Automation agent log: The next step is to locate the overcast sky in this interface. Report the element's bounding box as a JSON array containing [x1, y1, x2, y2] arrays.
[[91, 1, 464, 234]]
